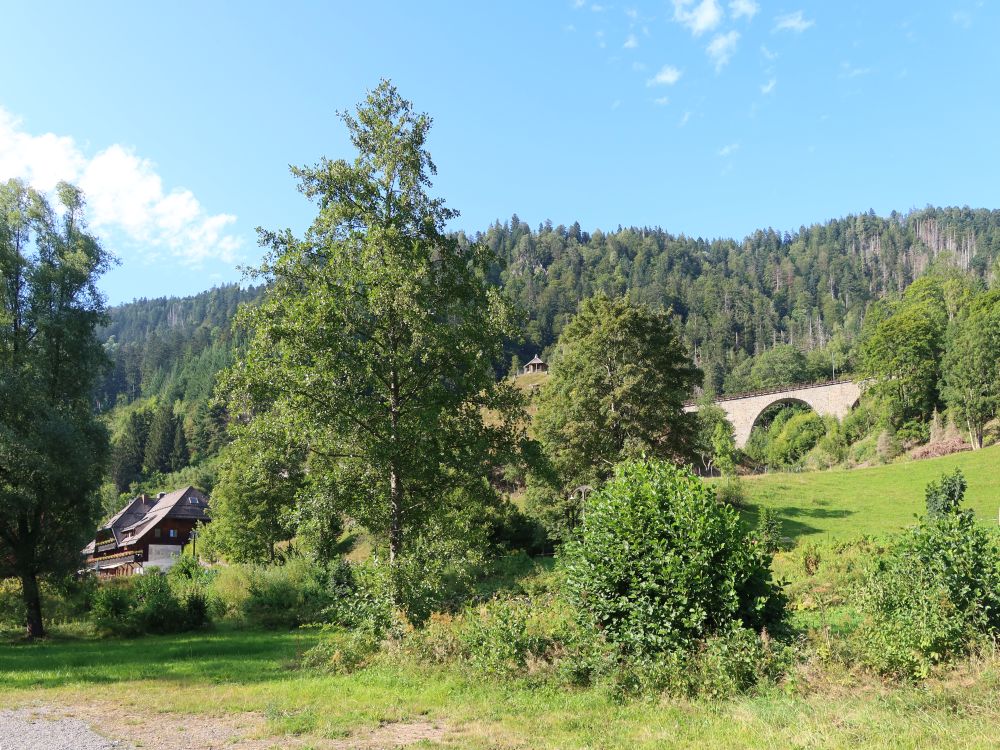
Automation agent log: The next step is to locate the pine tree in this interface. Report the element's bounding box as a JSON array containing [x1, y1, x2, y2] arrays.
[[170, 419, 189, 472], [143, 403, 176, 474], [110, 411, 149, 493]]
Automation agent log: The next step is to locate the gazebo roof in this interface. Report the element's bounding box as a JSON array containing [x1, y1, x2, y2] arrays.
[[526, 354, 545, 365]]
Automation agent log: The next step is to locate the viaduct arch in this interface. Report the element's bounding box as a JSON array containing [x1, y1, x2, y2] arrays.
[[684, 380, 863, 448]]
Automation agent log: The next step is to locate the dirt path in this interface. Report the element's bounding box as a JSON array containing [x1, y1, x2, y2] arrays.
[[1, 703, 449, 750]]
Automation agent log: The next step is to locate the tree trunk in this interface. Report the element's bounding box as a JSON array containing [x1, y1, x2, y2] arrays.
[[21, 571, 45, 640], [388, 365, 403, 565], [389, 465, 402, 563]]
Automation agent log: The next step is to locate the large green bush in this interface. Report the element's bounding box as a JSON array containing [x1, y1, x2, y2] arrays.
[[563, 460, 785, 657], [858, 470, 1000, 678]]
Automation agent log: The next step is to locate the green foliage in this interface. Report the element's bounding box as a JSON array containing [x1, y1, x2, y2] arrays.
[[405, 593, 575, 681], [242, 558, 332, 629], [925, 469, 967, 518], [300, 628, 380, 674], [91, 570, 211, 637], [223, 80, 526, 567], [724, 344, 811, 393], [755, 507, 782, 554], [563, 460, 785, 658], [766, 410, 827, 467], [0, 179, 112, 638], [941, 293, 1000, 449], [858, 471, 1000, 677], [531, 295, 701, 536], [715, 474, 747, 508], [200, 417, 305, 564]]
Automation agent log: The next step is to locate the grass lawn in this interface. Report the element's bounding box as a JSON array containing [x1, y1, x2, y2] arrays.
[[2, 625, 999, 749], [738, 445, 1000, 541]]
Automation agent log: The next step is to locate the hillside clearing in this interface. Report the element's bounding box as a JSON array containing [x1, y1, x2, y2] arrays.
[[739, 444, 1000, 540]]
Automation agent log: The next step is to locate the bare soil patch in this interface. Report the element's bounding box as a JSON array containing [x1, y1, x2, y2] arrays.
[[8, 702, 449, 750]]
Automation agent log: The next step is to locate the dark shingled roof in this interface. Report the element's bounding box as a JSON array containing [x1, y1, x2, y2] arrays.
[[84, 486, 209, 554]]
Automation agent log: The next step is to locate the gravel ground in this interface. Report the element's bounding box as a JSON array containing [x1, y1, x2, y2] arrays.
[[0, 708, 132, 750]]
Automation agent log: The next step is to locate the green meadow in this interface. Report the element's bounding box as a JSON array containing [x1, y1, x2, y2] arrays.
[[740, 445, 1000, 540]]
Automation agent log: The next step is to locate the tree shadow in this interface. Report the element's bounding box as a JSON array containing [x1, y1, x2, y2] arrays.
[[0, 627, 318, 690], [742, 503, 855, 539]]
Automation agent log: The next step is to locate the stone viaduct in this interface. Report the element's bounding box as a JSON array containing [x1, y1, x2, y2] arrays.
[[684, 379, 863, 448]]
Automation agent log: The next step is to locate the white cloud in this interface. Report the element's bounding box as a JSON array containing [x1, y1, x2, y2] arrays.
[[0, 107, 241, 267], [760, 44, 778, 60], [625, 7, 638, 20], [774, 10, 814, 32], [573, 0, 586, 8], [729, 0, 759, 20], [624, 33, 638, 48], [761, 78, 776, 94], [718, 142, 740, 157], [647, 65, 683, 86], [673, 0, 723, 36], [707, 30, 740, 71], [678, 111, 692, 127], [654, 96, 670, 106]]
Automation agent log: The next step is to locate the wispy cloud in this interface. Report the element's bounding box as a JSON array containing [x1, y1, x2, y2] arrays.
[[625, 6, 638, 20], [774, 10, 814, 32], [673, 0, 723, 36], [654, 96, 670, 106], [760, 44, 778, 60], [647, 64, 683, 86], [624, 33, 638, 48], [678, 111, 692, 127], [729, 0, 759, 20], [0, 108, 242, 267], [839, 61, 871, 78], [718, 142, 740, 157], [707, 30, 740, 71], [951, 10, 973, 28], [632, 60, 647, 71], [761, 78, 776, 94]]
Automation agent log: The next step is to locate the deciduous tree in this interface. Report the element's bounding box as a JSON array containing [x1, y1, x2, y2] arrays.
[[223, 80, 526, 566], [0, 179, 110, 638]]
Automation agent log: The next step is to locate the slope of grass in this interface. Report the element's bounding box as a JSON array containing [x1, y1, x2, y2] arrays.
[[741, 444, 1000, 541]]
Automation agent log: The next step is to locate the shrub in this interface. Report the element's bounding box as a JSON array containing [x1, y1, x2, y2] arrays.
[[91, 582, 137, 636], [300, 628, 380, 674], [858, 470, 1000, 678], [563, 460, 786, 658], [755, 507, 782, 554], [131, 572, 185, 634], [767, 411, 827, 467], [243, 557, 331, 629], [405, 593, 576, 680], [715, 475, 747, 508]]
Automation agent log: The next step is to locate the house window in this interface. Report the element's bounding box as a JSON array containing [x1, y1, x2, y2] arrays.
[[169, 529, 178, 539], [189, 497, 199, 505], [154, 528, 161, 539]]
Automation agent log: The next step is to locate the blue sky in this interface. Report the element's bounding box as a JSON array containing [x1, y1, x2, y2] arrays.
[[1, 1, 997, 304]]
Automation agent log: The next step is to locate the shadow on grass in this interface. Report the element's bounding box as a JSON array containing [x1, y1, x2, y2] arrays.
[[0, 626, 319, 690], [742, 504, 855, 539]]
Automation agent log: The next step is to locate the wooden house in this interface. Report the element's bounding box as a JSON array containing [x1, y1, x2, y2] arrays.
[[521, 354, 548, 375], [81, 486, 209, 576]]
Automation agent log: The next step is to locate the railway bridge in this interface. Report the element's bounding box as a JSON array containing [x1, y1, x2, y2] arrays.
[[684, 379, 863, 448]]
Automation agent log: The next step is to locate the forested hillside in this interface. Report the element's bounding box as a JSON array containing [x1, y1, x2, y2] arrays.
[[487, 206, 1000, 394], [94, 207, 1000, 501]]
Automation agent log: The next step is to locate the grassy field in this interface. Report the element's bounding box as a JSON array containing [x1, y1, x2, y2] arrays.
[[2, 626, 999, 749], [738, 444, 1000, 541]]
